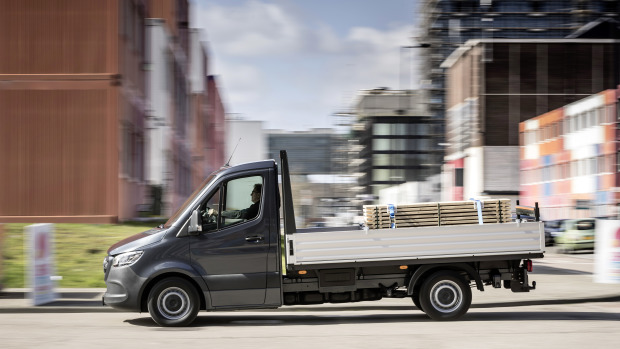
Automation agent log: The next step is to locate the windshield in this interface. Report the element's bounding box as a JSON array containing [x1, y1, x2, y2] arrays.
[[163, 169, 224, 228]]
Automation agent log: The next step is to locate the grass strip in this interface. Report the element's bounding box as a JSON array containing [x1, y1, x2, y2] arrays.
[[1, 223, 159, 288]]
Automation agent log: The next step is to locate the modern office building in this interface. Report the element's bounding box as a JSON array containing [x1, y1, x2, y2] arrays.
[[351, 89, 443, 200], [419, 0, 620, 121], [418, 1, 620, 200], [267, 129, 344, 175], [520, 89, 619, 219], [441, 39, 620, 203]]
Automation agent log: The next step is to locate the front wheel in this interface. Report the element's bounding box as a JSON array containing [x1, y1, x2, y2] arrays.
[[147, 277, 200, 327], [419, 271, 472, 321]]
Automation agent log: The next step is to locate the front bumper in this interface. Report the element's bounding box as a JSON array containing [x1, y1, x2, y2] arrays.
[[103, 260, 147, 311]]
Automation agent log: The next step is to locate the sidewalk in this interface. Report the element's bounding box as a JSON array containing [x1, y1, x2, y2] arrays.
[[0, 288, 113, 313]]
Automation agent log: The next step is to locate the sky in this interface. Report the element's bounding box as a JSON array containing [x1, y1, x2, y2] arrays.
[[191, 0, 422, 131]]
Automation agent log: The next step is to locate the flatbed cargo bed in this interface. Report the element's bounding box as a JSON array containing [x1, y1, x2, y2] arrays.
[[286, 221, 544, 267]]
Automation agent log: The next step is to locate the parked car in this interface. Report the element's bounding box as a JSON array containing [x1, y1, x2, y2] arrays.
[[543, 219, 567, 246], [555, 219, 595, 253]]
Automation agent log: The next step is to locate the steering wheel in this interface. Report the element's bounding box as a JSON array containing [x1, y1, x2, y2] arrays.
[[204, 207, 219, 223]]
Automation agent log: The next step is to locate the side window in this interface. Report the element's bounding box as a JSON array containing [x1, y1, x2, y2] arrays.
[[200, 175, 263, 232], [221, 175, 263, 228]]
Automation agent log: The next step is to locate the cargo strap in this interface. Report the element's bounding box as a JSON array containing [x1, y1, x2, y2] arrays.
[[387, 204, 397, 229], [470, 198, 484, 225]]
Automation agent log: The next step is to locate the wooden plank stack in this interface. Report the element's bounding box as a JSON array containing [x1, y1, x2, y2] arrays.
[[363, 199, 512, 229]]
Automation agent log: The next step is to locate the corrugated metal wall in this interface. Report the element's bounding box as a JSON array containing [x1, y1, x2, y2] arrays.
[[0, 0, 127, 223], [0, 88, 117, 221], [0, 0, 112, 74]]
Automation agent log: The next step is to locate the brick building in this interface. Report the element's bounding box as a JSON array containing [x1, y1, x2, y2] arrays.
[[0, 0, 226, 222]]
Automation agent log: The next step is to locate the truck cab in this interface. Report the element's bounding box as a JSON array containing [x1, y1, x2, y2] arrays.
[[103, 159, 283, 325]]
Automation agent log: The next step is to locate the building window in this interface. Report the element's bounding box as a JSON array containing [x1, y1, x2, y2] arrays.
[[372, 139, 391, 151], [455, 168, 464, 187], [122, 122, 132, 177], [373, 124, 390, 136], [372, 169, 404, 182]]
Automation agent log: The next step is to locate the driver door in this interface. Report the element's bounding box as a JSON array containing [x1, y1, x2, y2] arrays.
[[189, 173, 269, 307]]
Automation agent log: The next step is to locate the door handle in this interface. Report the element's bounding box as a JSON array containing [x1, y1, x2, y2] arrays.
[[245, 235, 264, 243]]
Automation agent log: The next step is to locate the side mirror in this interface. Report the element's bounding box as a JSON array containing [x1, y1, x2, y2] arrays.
[[188, 209, 202, 235]]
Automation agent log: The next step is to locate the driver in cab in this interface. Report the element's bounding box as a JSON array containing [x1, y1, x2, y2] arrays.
[[206, 183, 262, 221]]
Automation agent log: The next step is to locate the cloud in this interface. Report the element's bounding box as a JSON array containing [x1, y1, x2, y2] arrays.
[[192, 1, 419, 129], [321, 24, 419, 111], [197, 1, 303, 56], [214, 61, 263, 106], [314, 24, 341, 53]]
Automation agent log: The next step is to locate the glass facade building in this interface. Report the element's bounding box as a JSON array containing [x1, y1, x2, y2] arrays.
[[353, 90, 443, 198], [267, 129, 345, 175]]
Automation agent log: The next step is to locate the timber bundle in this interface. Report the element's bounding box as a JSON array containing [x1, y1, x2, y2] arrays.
[[363, 199, 512, 229]]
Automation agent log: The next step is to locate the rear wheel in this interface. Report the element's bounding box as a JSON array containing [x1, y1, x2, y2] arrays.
[[147, 277, 200, 327], [411, 290, 424, 312], [419, 271, 472, 321]]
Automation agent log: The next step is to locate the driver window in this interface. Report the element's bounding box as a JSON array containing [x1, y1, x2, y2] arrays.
[[221, 175, 263, 228], [200, 175, 263, 233]]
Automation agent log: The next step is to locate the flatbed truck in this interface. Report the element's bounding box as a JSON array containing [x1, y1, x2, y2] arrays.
[[103, 151, 544, 326]]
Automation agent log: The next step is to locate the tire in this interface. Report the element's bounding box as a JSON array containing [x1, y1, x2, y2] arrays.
[[147, 277, 200, 327], [419, 271, 472, 321], [411, 291, 424, 312]]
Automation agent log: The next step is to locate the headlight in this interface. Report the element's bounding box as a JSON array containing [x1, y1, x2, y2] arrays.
[[112, 251, 144, 268]]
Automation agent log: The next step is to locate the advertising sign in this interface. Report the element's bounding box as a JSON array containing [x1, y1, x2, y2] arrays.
[[594, 219, 620, 284], [26, 224, 57, 305]]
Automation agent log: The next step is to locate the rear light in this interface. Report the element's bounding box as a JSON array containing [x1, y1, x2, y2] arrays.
[[524, 259, 533, 272]]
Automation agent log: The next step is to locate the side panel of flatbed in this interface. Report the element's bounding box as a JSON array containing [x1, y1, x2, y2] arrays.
[[286, 222, 544, 265]]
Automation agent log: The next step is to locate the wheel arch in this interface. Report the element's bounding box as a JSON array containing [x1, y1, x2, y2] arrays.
[[139, 269, 209, 312], [407, 263, 484, 295]]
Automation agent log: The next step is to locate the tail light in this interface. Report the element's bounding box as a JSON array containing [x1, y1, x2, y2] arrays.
[[524, 259, 533, 272]]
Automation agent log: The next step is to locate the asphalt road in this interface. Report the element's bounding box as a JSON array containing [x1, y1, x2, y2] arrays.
[[1, 301, 619, 349], [1, 250, 618, 349]]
